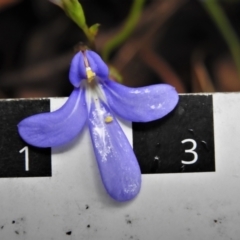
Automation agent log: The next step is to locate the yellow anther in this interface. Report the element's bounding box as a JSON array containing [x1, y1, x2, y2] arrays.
[[105, 116, 113, 123], [86, 67, 96, 83]]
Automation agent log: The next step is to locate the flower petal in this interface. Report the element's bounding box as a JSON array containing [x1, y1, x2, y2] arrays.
[[86, 51, 109, 78], [69, 52, 86, 87], [102, 80, 179, 122], [69, 51, 109, 87], [88, 98, 141, 202], [18, 88, 87, 147]]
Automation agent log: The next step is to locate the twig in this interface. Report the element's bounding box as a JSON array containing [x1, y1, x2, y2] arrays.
[[111, 0, 188, 72], [191, 52, 215, 92], [140, 46, 185, 93]]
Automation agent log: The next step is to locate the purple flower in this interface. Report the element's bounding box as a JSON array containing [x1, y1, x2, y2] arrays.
[[18, 50, 178, 202]]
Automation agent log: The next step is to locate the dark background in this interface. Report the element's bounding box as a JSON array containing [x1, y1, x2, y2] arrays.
[[0, 0, 240, 98]]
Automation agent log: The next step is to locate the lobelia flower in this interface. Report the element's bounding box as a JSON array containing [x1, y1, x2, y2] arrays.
[[18, 50, 179, 202]]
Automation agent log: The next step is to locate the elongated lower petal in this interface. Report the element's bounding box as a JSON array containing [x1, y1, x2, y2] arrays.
[[88, 99, 141, 202], [18, 88, 87, 147], [102, 80, 179, 122]]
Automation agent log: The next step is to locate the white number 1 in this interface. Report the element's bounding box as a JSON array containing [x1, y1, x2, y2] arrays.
[[181, 139, 198, 165], [19, 146, 29, 171]]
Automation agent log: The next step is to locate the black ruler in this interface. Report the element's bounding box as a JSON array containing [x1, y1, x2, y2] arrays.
[[0, 94, 215, 177], [133, 95, 215, 174], [0, 99, 51, 177]]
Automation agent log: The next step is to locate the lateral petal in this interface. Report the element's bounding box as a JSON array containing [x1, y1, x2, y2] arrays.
[[18, 88, 87, 147], [88, 99, 141, 202], [102, 80, 179, 122]]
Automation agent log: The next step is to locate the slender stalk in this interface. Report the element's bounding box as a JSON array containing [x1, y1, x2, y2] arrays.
[[61, 0, 95, 48], [102, 0, 146, 61], [202, 0, 240, 78], [81, 25, 95, 48]]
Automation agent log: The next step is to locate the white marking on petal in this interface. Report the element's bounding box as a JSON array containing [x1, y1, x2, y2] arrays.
[[150, 103, 163, 109], [84, 78, 119, 162], [130, 89, 141, 94], [144, 88, 150, 93], [90, 118, 111, 162], [157, 103, 162, 108], [83, 78, 107, 113], [88, 96, 111, 162]]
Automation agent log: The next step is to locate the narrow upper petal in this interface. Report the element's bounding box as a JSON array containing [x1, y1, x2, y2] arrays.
[[18, 88, 87, 147], [88, 98, 141, 202], [69, 52, 86, 87], [102, 80, 179, 122], [69, 50, 109, 87], [86, 51, 109, 78]]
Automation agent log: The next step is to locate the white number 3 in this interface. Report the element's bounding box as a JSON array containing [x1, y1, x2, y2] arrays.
[[181, 139, 198, 165]]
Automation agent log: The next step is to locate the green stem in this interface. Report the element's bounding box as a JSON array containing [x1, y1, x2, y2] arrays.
[[102, 0, 146, 61], [202, 0, 240, 78], [62, 0, 95, 48], [81, 25, 95, 46]]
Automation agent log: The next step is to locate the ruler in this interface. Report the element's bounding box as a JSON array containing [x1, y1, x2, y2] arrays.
[[0, 93, 238, 240]]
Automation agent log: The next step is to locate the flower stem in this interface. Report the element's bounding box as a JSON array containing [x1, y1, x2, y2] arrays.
[[102, 0, 146, 62], [202, 0, 240, 79], [81, 26, 95, 48], [61, 0, 95, 48]]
